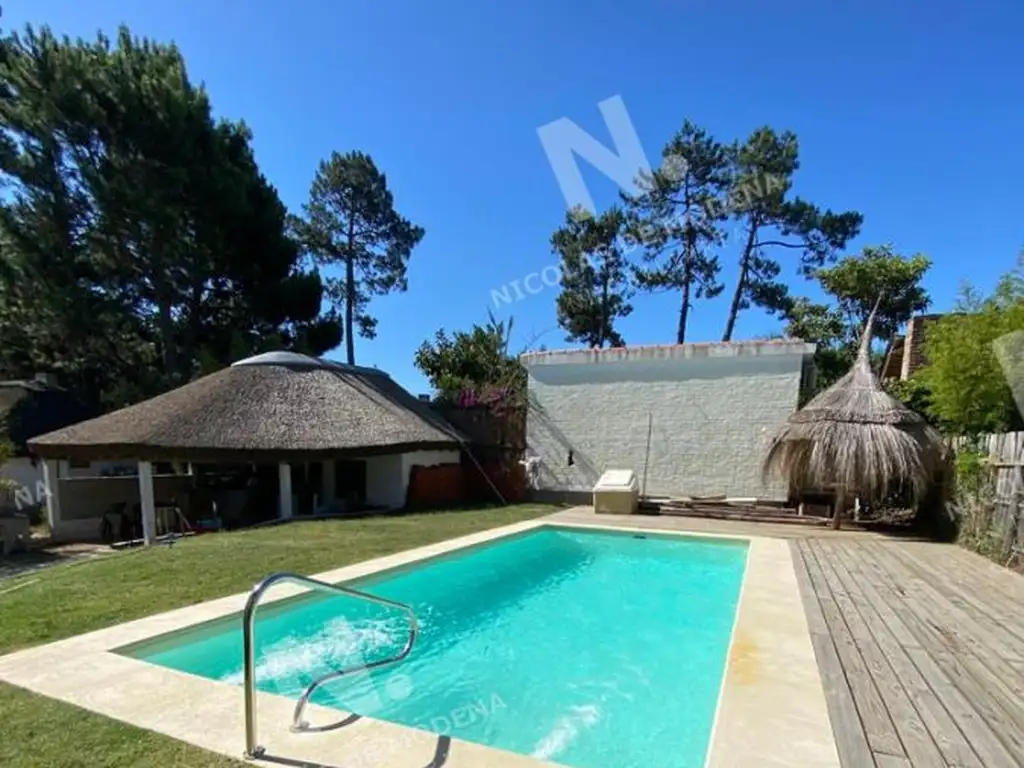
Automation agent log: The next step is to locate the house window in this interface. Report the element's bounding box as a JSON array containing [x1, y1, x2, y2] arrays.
[[69, 458, 91, 470]]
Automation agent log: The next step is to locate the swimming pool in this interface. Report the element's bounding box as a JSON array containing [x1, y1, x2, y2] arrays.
[[122, 526, 749, 768]]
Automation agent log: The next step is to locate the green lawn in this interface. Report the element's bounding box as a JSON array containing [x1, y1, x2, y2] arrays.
[[0, 504, 553, 768]]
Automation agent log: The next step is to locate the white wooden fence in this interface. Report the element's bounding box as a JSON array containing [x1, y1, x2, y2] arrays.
[[952, 432, 1024, 561]]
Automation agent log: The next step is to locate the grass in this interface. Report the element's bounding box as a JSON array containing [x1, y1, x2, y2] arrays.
[[0, 503, 554, 768]]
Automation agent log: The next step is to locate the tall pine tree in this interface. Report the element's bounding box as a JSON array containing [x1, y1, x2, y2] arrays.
[[722, 127, 863, 341], [624, 121, 729, 343], [292, 151, 425, 364], [0, 24, 336, 408], [552, 206, 633, 348]]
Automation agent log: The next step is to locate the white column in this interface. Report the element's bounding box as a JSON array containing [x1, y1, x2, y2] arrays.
[[322, 459, 336, 504], [278, 462, 293, 520], [138, 461, 156, 546], [42, 460, 62, 531]]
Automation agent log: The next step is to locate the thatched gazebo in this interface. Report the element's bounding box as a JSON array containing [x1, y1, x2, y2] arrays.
[[762, 314, 945, 529], [28, 352, 465, 543]]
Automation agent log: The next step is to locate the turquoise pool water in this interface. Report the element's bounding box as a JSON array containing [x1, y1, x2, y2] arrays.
[[124, 526, 748, 768]]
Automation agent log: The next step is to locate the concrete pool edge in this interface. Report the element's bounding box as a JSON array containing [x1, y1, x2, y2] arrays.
[[550, 520, 841, 768], [0, 516, 839, 768]]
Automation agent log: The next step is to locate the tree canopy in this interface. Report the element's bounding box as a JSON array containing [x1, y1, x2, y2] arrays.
[[784, 245, 932, 393], [0, 17, 978, 434], [815, 245, 931, 347], [291, 151, 424, 365], [413, 312, 526, 403], [0, 24, 339, 410], [552, 206, 633, 348], [722, 127, 863, 341], [624, 121, 728, 343]]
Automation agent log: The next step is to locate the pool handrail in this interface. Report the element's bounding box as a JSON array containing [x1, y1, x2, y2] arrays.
[[242, 571, 418, 759]]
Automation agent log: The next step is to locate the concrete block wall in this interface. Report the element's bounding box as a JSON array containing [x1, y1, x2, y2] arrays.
[[522, 341, 814, 501]]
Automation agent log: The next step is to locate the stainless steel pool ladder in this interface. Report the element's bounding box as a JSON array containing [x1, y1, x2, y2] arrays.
[[242, 572, 419, 759]]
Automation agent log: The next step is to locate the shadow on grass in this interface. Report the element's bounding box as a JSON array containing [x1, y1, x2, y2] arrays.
[[0, 547, 105, 582]]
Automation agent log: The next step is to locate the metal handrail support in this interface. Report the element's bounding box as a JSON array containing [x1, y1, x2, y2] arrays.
[[242, 571, 418, 759]]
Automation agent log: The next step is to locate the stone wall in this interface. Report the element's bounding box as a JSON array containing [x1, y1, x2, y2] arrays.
[[522, 342, 814, 500]]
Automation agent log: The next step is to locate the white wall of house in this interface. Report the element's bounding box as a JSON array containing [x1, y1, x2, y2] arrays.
[[365, 454, 405, 509], [1, 458, 134, 494], [523, 342, 814, 500], [44, 474, 193, 541], [0, 457, 40, 497], [364, 449, 461, 510]]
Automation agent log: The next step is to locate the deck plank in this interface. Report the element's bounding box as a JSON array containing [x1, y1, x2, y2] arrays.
[[831, 542, 1013, 768], [798, 541, 905, 758], [881, 541, 1024, 658], [855, 542, 1024, 762], [791, 542, 876, 768], [805, 541, 945, 767], [863, 543, 1024, 733], [817, 539, 987, 768], [874, 755, 913, 768], [943, 544, 1024, 604]]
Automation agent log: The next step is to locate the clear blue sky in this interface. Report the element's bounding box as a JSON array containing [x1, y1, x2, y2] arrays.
[[8, 1, 1022, 393]]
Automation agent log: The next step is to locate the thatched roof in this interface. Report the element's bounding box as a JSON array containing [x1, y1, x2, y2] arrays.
[[28, 352, 464, 462], [762, 312, 945, 503]]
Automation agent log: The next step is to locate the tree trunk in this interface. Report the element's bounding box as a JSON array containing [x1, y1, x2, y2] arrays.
[[676, 233, 695, 344], [722, 222, 758, 342], [599, 269, 609, 347], [345, 219, 356, 365], [676, 275, 691, 344], [722, 268, 745, 343], [156, 295, 178, 382], [344, 254, 355, 365]]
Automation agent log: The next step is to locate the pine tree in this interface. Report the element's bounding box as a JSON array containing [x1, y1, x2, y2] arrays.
[[292, 151, 424, 364], [722, 127, 863, 341], [552, 206, 633, 348], [624, 121, 729, 343]]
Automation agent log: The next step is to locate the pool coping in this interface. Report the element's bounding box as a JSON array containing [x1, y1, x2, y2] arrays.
[[0, 517, 840, 768]]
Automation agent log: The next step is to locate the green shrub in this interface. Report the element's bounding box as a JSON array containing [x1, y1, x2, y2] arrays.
[[920, 263, 1024, 435], [884, 377, 935, 423]]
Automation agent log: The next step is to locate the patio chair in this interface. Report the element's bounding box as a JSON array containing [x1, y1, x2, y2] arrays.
[[99, 502, 128, 544]]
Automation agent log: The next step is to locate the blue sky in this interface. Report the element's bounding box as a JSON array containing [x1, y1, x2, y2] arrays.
[[8, 1, 1022, 393]]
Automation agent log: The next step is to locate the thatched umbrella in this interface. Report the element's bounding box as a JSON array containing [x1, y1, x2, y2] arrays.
[[762, 310, 945, 529]]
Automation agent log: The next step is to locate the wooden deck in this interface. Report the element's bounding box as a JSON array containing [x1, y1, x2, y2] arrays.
[[794, 537, 1024, 768]]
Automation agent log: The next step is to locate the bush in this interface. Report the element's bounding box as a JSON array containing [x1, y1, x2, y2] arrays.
[[920, 264, 1024, 435], [884, 377, 935, 423]]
